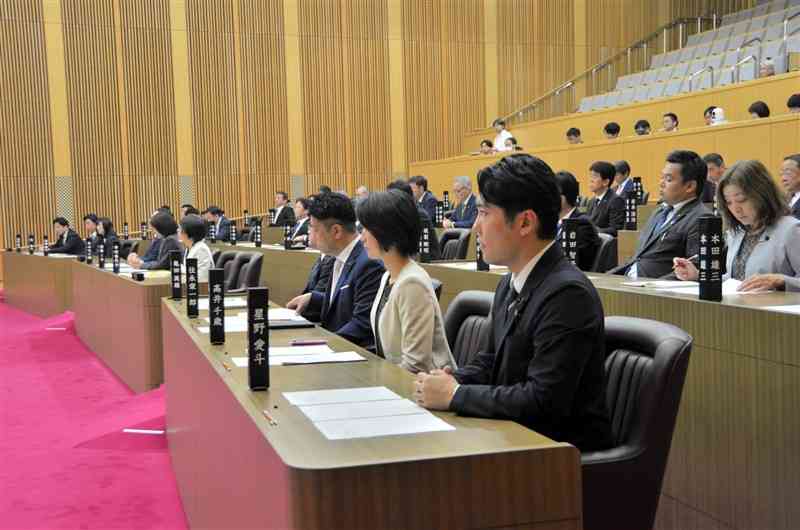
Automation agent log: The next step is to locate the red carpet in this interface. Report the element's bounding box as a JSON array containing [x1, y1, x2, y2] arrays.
[[0, 300, 188, 529]]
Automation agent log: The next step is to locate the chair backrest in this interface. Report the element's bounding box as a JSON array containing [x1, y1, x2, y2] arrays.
[[224, 252, 252, 290], [212, 249, 221, 265], [231, 253, 263, 292], [118, 240, 135, 260], [581, 316, 692, 530], [215, 250, 235, 269], [443, 290, 494, 367], [430, 278, 443, 301], [438, 229, 471, 260], [591, 233, 618, 273]]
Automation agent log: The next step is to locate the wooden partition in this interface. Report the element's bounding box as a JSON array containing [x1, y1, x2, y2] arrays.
[[414, 113, 800, 200]]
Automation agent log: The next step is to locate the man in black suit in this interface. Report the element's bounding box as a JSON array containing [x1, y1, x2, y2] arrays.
[[409, 175, 439, 221], [555, 171, 601, 271], [613, 150, 711, 279], [204, 206, 231, 240], [702, 153, 726, 205], [83, 213, 99, 246], [782, 154, 800, 220], [50, 217, 86, 255], [272, 191, 296, 227], [289, 197, 311, 243], [387, 179, 441, 260], [586, 161, 625, 236], [287, 193, 384, 347], [414, 154, 612, 452], [612, 160, 636, 202]]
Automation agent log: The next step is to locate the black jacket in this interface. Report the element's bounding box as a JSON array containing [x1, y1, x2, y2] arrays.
[[141, 235, 184, 270], [558, 209, 601, 271], [273, 206, 296, 227], [95, 233, 120, 258], [417, 207, 441, 261], [791, 197, 800, 221], [452, 243, 612, 452], [418, 190, 439, 222], [49, 229, 85, 255], [587, 190, 625, 237]]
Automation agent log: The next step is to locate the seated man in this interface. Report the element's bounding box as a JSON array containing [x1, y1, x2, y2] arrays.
[[612, 160, 635, 201], [442, 176, 478, 229], [603, 122, 621, 139], [272, 191, 296, 226], [289, 197, 311, 244], [566, 127, 582, 144], [783, 154, 800, 220], [586, 161, 625, 236], [661, 112, 679, 132], [287, 193, 384, 347], [555, 171, 601, 271], [414, 154, 612, 452], [204, 206, 231, 240], [387, 179, 441, 260], [50, 217, 86, 255], [409, 175, 438, 221], [613, 150, 710, 279], [702, 153, 726, 204], [634, 119, 650, 136], [788, 93, 800, 114]]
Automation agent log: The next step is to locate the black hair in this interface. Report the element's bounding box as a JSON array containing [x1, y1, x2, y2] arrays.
[[408, 175, 428, 191], [386, 179, 414, 198], [97, 217, 115, 237], [477, 154, 559, 240], [358, 190, 421, 257], [604, 122, 621, 135], [183, 206, 200, 216], [180, 203, 194, 209], [634, 119, 650, 133], [785, 154, 800, 167], [666, 150, 706, 198], [318, 185, 332, 194], [83, 213, 98, 224], [308, 192, 357, 233], [748, 100, 770, 118], [554, 171, 580, 207], [703, 105, 717, 117], [787, 94, 800, 109], [53, 217, 69, 227], [663, 112, 679, 126], [294, 197, 311, 211], [150, 211, 178, 237], [703, 153, 725, 167], [589, 161, 616, 184], [480, 139, 493, 148], [206, 206, 224, 216], [505, 136, 518, 146], [566, 127, 581, 137], [492, 118, 506, 128], [276, 191, 289, 201], [614, 160, 631, 177], [180, 214, 207, 243], [159, 205, 171, 212]]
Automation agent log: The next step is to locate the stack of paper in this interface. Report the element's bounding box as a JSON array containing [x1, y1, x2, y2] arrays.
[[198, 315, 249, 333], [282, 386, 455, 440], [198, 297, 248, 310], [442, 262, 506, 272], [230, 345, 366, 366], [762, 305, 800, 315]]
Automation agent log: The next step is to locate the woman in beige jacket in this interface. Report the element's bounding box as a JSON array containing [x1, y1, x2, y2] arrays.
[[358, 189, 456, 374]]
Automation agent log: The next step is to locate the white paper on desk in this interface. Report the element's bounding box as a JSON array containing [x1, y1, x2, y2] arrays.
[[762, 304, 800, 315], [283, 386, 402, 406], [653, 279, 770, 296], [46, 254, 79, 259], [314, 411, 455, 440], [623, 280, 696, 288], [441, 262, 505, 272], [269, 345, 333, 356], [236, 308, 307, 322], [299, 398, 423, 422], [231, 351, 365, 367], [198, 317, 249, 333], [198, 297, 247, 310]]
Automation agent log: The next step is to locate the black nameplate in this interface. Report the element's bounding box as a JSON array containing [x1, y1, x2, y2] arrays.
[[207, 222, 216, 243], [123, 222, 129, 240], [283, 224, 293, 250], [229, 221, 237, 246], [112, 241, 121, 273], [97, 241, 106, 269], [624, 197, 638, 231], [15, 234, 22, 252], [633, 177, 644, 205], [561, 218, 580, 266], [208, 268, 225, 345], [419, 226, 431, 263], [269, 208, 276, 226], [698, 215, 723, 302], [43, 236, 49, 256], [476, 235, 489, 271], [140, 222, 148, 240], [28, 234, 35, 255], [442, 191, 450, 211], [186, 257, 199, 318], [247, 287, 269, 391], [170, 250, 183, 299], [253, 221, 262, 248], [85, 238, 93, 264], [434, 201, 444, 227]]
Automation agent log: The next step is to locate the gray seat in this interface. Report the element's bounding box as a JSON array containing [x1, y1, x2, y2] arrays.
[[656, 65, 674, 82], [647, 82, 666, 99], [710, 35, 731, 55], [443, 290, 494, 368], [603, 91, 620, 107], [678, 45, 697, 63], [578, 97, 594, 113], [228, 253, 262, 294], [438, 229, 471, 261], [591, 233, 618, 273], [224, 252, 252, 291], [650, 53, 666, 69], [617, 87, 635, 106]]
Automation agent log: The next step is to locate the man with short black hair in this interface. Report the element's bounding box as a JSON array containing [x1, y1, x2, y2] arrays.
[[204, 206, 231, 240], [387, 179, 441, 260], [613, 150, 711, 279], [782, 154, 800, 220], [703, 106, 717, 126], [50, 217, 85, 255], [662, 113, 679, 132], [414, 154, 612, 452], [272, 191, 296, 226], [586, 161, 626, 236], [612, 160, 635, 201], [555, 171, 601, 271], [83, 213, 99, 243], [787, 93, 800, 114], [634, 119, 650, 136], [566, 127, 582, 144], [409, 175, 438, 220], [702, 153, 726, 204], [603, 122, 621, 139], [290, 197, 311, 242], [287, 193, 384, 347]]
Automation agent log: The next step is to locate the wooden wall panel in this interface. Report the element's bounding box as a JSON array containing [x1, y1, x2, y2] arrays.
[[0, 0, 56, 247]]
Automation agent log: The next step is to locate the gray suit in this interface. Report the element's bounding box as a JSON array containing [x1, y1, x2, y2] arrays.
[[725, 215, 800, 292]]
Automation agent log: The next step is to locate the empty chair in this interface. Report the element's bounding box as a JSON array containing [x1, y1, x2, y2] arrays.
[[764, 20, 785, 41], [695, 41, 713, 57], [746, 28, 766, 44], [688, 56, 708, 73], [617, 87, 635, 106], [716, 66, 736, 86], [215, 250, 237, 270], [590, 234, 618, 273], [716, 24, 735, 40], [738, 59, 759, 82], [721, 11, 740, 26], [753, 2, 770, 17], [228, 253, 262, 293], [429, 278, 443, 301], [656, 65, 674, 82], [769, 0, 788, 12], [726, 32, 747, 53], [706, 53, 724, 71], [732, 19, 752, 35], [443, 290, 494, 367], [698, 29, 717, 45], [647, 81, 666, 99], [593, 93, 611, 109], [614, 75, 630, 91], [761, 39, 788, 73], [633, 84, 651, 102], [786, 11, 800, 38], [710, 35, 731, 55], [685, 33, 701, 47], [678, 45, 697, 63], [578, 97, 594, 113], [222, 252, 251, 291], [603, 91, 620, 107], [650, 53, 666, 69], [722, 49, 741, 68], [664, 76, 690, 96], [662, 49, 682, 66], [642, 68, 660, 84], [690, 68, 714, 91], [766, 9, 787, 28], [581, 316, 692, 530], [670, 61, 691, 78], [750, 15, 768, 32], [212, 249, 221, 265], [438, 229, 471, 261], [627, 71, 644, 86]]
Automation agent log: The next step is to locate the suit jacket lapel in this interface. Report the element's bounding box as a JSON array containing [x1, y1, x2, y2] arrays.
[[637, 200, 698, 257], [329, 242, 361, 308]]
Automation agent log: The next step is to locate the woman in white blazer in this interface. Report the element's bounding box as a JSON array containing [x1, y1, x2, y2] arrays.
[[178, 214, 215, 282], [359, 190, 456, 373], [675, 160, 800, 292]]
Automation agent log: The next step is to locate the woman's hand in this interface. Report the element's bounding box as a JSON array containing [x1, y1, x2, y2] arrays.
[[672, 257, 699, 281], [738, 274, 785, 292]]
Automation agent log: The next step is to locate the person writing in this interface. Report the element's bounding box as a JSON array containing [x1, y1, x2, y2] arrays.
[[674, 160, 800, 292], [359, 190, 456, 373], [127, 211, 183, 270], [50, 217, 86, 255], [178, 214, 215, 282], [95, 218, 119, 257]]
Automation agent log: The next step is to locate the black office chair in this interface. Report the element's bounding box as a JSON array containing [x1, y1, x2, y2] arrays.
[[224, 252, 253, 291], [228, 253, 263, 293], [581, 316, 692, 530], [438, 229, 471, 261], [443, 290, 494, 367], [430, 278, 443, 301], [641, 191, 650, 204], [590, 233, 618, 273], [118, 240, 136, 260], [212, 249, 221, 265]]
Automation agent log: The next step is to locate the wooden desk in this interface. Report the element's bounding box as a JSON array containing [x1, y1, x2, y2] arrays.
[[72, 262, 171, 393], [161, 299, 582, 530], [617, 230, 640, 266], [3, 252, 76, 317]]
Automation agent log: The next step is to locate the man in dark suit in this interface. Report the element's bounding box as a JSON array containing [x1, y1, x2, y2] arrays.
[[414, 154, 612, 452], [409, 175, 439, 221], [782, 154, 800, 220], [443, 175, 478, 229], [702, 153, 726, 205], [555, 171, 601, 271], [387, 179, 441, 260], [83, 213, 99, 246], [204, 206, 231, 240], [50, 217, 86, 255], [612, 160, 636, 202], [613, 150, 711, 279], [289, 197, 311, 243], [272, 191, 296, 227], [287, 192, 384, 347], [586, 161, 625, 236]]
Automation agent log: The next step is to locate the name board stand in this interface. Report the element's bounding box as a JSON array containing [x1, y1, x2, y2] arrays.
[[561, 218, 580, 266], [633, 177, 644, 205], [230, 221, 237, 246], [208, 222, 216, 243], [476, 235, 489, 271], [186, 258, 199, 318], [208, 268, 225, 345], [698, 215, 723, 302], [15, 234, 22, 252], [112, 241, 121, 273], [43, 236, 49, 257], [253, 222, 262, 248], [283, 225, 293, 250], [169, 250, 183, 299], [97, 241, 106, 269], [247, 287, 269, 391], [419, 227, 431, 263], [28, 234, 35, 255], [434, 202, 444, 227], [269, 208, 276, 226], [442, 191, 451, 211], [85, 238, 93, 264], [140, 222, 148, 240], [123, 222, 129, 240], [625, 197, 638, 231]]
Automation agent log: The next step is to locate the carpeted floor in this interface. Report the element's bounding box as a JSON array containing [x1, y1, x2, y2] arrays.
[[0, 294, 188, 529]]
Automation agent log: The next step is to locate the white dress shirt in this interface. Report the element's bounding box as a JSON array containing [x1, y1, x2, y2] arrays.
[[183, 240, 215, 282], [493, 129, 514, 152], [273, 205, 285, 222], [329, 236, 360, 303], [790, 192, 800, 208], [291, 217, 308, 238], [510, 241, 555, 294], [626, 197, 694, 279]]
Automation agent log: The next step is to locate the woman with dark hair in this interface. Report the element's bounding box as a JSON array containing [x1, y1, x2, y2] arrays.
[[95, 217, 119, 257], [179, 214, 215, 282], [748, 100, 770, 119], [479, 139, 494, 155], [359, 190, 456, 373], [127, 211, 184, 270], [674, 160, 800, 292]]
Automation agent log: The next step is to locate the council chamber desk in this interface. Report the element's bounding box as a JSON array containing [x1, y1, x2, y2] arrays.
[[3, 251, 76, 317], [161, 298, 582, 530], [420, 262, 800, 530]]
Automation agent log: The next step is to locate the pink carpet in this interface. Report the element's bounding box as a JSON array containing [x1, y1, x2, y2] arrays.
[[0, 299, 188, 529]]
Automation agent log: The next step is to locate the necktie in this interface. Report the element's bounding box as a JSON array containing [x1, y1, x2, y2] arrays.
[[329, 259, 344, 303], [652, 205, 674, 233], [505, 285, 519, 325]]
